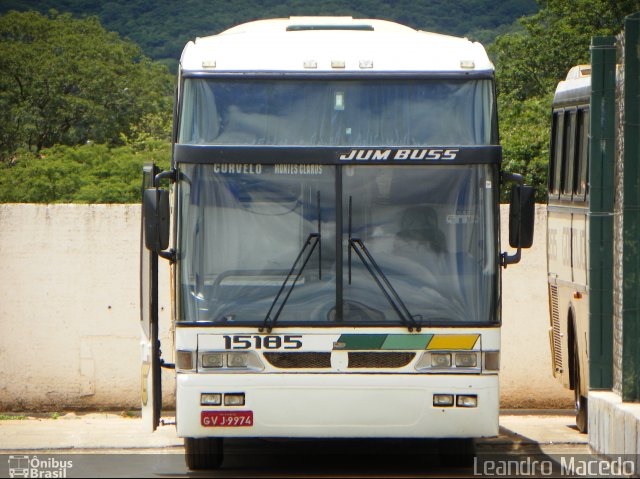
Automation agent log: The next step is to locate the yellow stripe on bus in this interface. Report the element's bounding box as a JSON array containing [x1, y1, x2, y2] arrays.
[[426, 334, 480, 350]]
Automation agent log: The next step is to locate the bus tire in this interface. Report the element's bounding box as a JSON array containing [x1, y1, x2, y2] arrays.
[[438, 438, 475, 467], [184, 437, 224, 470], [573, 341, 588, 434]]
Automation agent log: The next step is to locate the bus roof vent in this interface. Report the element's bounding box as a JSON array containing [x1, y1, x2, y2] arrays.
[[286, 24, 374, 32]]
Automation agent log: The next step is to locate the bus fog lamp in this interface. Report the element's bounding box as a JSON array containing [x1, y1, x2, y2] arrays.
[[201, 352, 224, 368], [455, 353, 478, 368], [433, 394, 454, 407], [224, 393, 245, 406], [456, 395, 478, 407], [200, 393, 222, 406], [431, 353, 452, 368]]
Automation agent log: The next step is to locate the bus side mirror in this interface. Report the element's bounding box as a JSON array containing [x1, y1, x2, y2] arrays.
[[508, 185, 535, 249], [143, 188, 170, 252]]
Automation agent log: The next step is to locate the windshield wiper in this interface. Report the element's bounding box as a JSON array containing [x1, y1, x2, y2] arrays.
[[260, 233, 320, 333], [350, 238, 421, 332], [261, 192, 322, 333], [348, 196, 421, 332]]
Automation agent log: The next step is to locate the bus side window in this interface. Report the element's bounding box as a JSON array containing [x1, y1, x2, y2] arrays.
[[549, 111, 564, 199], [575, 109, 589, 200], [548, 112, 557, 195], [561, 110, 576, 199]]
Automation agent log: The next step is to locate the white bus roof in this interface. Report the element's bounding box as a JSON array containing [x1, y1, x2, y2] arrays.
[[554, 64, 591, 106], [180, 17, 493, 74]]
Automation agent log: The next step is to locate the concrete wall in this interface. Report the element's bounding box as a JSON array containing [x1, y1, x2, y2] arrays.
[[0, 203, 572, 410], [0, 204, 174, 410], [589, 391, 640, 459]]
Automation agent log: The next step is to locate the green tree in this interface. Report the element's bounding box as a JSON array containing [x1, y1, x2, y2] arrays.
[[493, 0, 639, 101], [0, 142, 170, 203], [492, 0, 640, 201], [498, 94, 551, 201], [0, 10, 174, 160]]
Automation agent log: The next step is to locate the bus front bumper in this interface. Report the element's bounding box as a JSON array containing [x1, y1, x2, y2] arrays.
[[176, 373, 499, 438]]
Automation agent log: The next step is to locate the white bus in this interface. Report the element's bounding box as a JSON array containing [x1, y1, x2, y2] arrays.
[[547, 65, 591, 433], [141, 17, 535, 470]]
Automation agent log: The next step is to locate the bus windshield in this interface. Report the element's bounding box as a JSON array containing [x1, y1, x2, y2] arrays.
[[178, 163, 497, 325], [178, 78, 495, 146]]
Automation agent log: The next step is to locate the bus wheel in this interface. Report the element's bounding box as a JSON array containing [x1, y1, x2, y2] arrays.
[[573, 342, 588, 433], [184, 437, 224, 470], [438, 438, 475, 467]]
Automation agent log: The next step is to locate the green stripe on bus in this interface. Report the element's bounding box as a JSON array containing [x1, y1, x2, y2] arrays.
[[336, 334, 387, 350], [335, 334, 480, 350], [381, 334, 433, 350]]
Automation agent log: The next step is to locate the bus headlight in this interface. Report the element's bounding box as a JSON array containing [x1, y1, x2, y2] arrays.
[[201, 352, 224, 368], [227, 352, 249, 368], [415, 352, 453, 370], [415, 352, 482, 372], [198, 351, 265, 372], [230, 351, 265, 371], [455, 352, 478, 368], [431, 353, 452, 368]]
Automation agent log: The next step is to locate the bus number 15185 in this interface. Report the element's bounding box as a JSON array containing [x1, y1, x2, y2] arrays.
[[223, 335, 303, 350]]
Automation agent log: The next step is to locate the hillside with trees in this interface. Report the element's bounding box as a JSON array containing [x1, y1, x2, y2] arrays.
[[1, 1, 640, 203], [0, 0, 538, 70], [0, 11, 173, 202], [0, 11, 173, 155]]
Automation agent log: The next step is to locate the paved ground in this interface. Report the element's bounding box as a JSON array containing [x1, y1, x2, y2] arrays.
[[0, 410, 587, 451], [0, 410, 594, 478]]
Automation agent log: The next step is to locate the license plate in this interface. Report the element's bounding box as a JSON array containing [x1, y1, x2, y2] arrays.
[[201, 411, 253, 427]]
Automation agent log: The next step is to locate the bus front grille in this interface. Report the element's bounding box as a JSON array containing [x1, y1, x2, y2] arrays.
[[348, 352, 416, 368], [264, 352, 331, 369], [263, 352, 416, 369], [550, 285, 563, 372]]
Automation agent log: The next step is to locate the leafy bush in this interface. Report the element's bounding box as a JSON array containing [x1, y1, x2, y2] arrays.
[[0, 142, 170, 203]]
